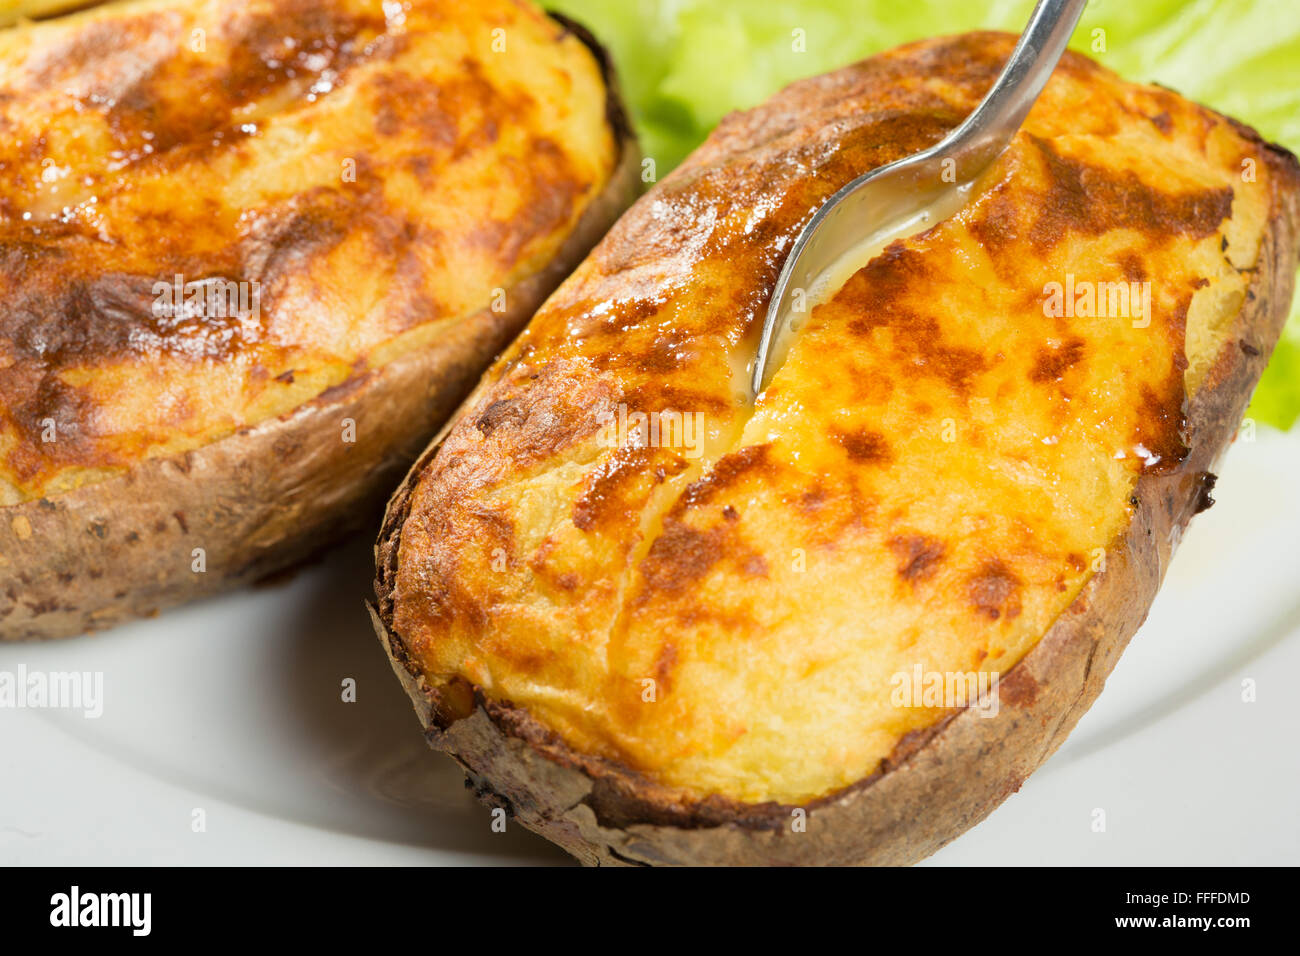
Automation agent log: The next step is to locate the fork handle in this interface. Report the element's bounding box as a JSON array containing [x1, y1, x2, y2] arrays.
[[941, 0, 1089, 180]]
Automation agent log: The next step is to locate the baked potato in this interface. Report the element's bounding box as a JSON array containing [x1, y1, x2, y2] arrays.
[[372, 31, 1300, 865], [0, 0, 638, 639]]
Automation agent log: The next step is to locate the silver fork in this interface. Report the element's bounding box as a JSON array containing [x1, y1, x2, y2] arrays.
[[751, 0, 1089, 395]]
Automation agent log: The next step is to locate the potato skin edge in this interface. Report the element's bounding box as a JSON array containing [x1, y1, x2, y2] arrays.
[[0, 18, 641, 642], [371, 92, 1300, 865]]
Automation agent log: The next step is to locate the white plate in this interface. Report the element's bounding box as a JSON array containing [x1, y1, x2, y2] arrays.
[[2, 430, 1298, 866]]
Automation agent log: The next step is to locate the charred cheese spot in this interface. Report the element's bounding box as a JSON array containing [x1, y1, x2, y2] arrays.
[[575, 447, 669, 533], [840, 246, 989, 394], [1027, 135, 1235, 250], [832, 428, 892, 465], [1030, 337, 1086, 383], [673, 445, 772, 515], [888, 533, 946, 585], [474, 398, 525, 438], [639, 522, 726, 597], [966, 559, 1024, 621]]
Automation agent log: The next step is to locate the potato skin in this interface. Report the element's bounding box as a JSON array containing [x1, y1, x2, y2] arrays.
[[0, 4, 640, 640], [373, 34, 1300, 864]]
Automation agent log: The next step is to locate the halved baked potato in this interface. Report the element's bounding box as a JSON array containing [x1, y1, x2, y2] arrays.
[[0, 0, 638, 639], [373, 31, 1300, 865]]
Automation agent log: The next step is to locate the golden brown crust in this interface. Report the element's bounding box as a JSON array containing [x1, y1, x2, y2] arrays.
[[0, 0, 621, 501], [373, 32, 1300, 863], [0, 0, 640, 640]]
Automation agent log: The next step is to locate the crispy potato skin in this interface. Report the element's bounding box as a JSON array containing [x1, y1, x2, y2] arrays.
[[374, 32, 1300, 864], [0, 0, 639, 639]]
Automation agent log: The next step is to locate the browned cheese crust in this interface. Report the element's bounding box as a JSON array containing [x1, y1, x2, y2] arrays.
[[0, 0, 639, 639], [373, 33, 1300, 864]]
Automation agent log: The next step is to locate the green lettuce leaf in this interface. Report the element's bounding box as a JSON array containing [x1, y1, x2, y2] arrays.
[[552, 0, 1300, 429]]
